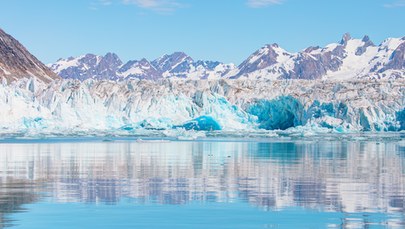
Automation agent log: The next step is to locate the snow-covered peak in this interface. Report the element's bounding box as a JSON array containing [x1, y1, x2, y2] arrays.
[[49, 35, 404, 81], [379, 37, 403, 51], [152, 52, 193, 74], [118, 58, 161, 80], [230, 43, 294, 79], [50, 53, 122, 81], [228, 34, 404, 80], [248, 43, 291, 63]]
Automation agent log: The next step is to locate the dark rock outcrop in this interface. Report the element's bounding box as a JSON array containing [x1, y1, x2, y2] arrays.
[[355, 35, 375, 56], [382, 42, 405, 71]]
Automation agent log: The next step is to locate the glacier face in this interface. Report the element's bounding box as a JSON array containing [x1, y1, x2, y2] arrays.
[[0, 78, 404, 136]]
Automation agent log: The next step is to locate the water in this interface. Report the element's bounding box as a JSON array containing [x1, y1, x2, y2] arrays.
[[0, 137, 404, 228]]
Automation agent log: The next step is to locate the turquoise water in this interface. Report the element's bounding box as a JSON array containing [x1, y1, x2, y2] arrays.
[[0, 137, 404, 228]]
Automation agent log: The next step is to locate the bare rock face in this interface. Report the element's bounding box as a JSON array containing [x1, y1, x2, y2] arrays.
[[355, 35, 375, 56], [151, 52, 193, 74], [340, 33, 352, 46], [50, 33, 404, 81], [0, 28, 58, 83], [286, 46, 344, 80], [118, 58, 161, 80], [51, 53, 122, 81], [52, 51, 233, 80], [232, 33, 404, 80], [382, 42, 405, 71], [233, 44, 281, 78]]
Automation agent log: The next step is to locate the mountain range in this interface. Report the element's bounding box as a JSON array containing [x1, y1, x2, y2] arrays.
[[50, 33, 405, 81], [49, 52, 235, 81], [0, 27, 403, 82], [0, 28, 404, 134]]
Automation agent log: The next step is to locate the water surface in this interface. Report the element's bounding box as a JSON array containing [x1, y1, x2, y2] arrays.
[[0, 137, 404, 228]]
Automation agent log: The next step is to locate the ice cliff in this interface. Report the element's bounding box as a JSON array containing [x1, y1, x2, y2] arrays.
[[0, 78, 404, 136]]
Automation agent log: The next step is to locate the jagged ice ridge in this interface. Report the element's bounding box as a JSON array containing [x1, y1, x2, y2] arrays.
[[0, 78, 404, 136]]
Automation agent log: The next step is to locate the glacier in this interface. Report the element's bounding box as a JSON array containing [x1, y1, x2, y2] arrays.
[[0, 77, 404, 137]]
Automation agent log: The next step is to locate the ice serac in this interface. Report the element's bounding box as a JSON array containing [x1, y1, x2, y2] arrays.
[[0, 78, 403, 135], [0, 28, 58, 83]]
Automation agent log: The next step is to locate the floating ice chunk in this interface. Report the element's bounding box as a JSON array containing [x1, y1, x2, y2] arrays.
[[179, 116, 222, 131], [163, 128, 206, 140]]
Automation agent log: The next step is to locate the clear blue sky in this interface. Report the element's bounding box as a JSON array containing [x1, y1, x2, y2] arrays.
[[0, 0, 404, 64]]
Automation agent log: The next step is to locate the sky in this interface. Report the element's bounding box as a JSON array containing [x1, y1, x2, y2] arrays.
[[0, 0, 404, 65]]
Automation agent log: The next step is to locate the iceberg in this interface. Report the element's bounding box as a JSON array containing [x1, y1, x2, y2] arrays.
[[179, 116, 222, 131], [0, 77, 404, 137]]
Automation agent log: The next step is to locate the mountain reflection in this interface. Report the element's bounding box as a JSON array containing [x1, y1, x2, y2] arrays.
[[0, 180, 37, 228], [0, 140, 404, 221]]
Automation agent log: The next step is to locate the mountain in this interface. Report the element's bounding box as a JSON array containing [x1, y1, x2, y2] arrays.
[[231, 33, 405, 80], [0, 28, 58, 83], [151, 52, 193, 77], [118, 58, 161, 80], [151, 52, 235, 79], [50, 51, 235, 81], [229, 43, 294, 79], [49, 53, 122, 80], [50, 34, 404, 81]]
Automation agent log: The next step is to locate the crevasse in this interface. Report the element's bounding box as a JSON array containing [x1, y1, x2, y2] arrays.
[[0, 78, 403, 136]]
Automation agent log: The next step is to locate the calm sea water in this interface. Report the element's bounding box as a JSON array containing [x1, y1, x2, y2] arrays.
[[0, 137, 404, 228]]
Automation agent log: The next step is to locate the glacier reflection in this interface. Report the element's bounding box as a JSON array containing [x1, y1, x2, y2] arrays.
[[0, 139, 404, 227]]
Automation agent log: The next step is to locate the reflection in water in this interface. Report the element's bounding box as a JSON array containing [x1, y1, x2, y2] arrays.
[[0, 139, 404, 228], [0, 181, 37, 228]]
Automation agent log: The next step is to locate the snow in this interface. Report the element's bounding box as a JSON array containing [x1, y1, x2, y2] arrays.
[[324, 43, 339, 53], [49, 55, 84, 73], [48, 36, 404, 81], [248, 46, 270, 64], [119, 66, 144, 77], [324, 39, 377, 80], [381, 37, 402, 51]]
